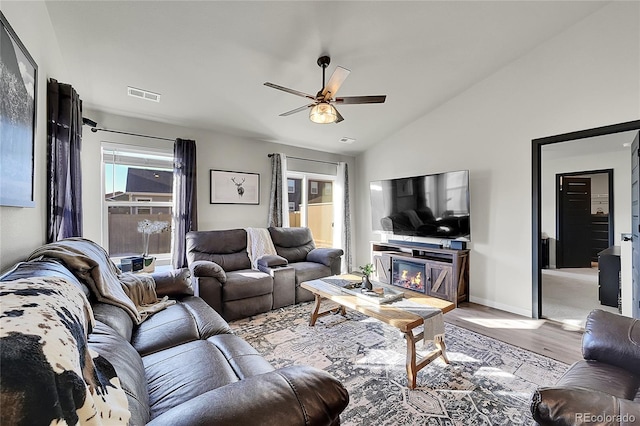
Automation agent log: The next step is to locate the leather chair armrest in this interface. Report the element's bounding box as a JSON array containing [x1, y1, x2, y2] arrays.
[[583, 309, 640, 375], [307, 248, 344, 267], [147, 365, 349, 426], [151, 268, 194, 297], [257, 254, 288, 268], [189, 260, 227, 283], [531, 386, 640, 426]]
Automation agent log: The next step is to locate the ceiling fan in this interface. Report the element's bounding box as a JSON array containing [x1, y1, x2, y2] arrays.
[[264, 56, 386, 124]]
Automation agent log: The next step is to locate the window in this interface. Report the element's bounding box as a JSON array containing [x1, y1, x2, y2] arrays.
[[102, 144, 173, 261]]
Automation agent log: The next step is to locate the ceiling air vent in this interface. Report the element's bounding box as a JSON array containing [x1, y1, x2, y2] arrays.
[[127, 86, 161, 103], [339, 137, 356, 144]]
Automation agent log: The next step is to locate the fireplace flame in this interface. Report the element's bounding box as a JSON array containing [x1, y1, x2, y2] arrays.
[[412, 271, 422, 286], [394, 264, 426, 293], [401, 270, 422, 286]]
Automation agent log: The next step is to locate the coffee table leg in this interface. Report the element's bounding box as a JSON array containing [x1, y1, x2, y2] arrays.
[[404, 331, 449, 389], [404, 331, 418, 389], [435, 335, 449, 364], [309, 294, 322, 326]]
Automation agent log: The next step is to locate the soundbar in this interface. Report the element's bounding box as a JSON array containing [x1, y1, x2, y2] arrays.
[[388, 240, 442, 249]]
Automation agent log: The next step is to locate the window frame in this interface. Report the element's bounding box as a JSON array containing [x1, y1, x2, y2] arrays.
[[101, 142, 174, 264]]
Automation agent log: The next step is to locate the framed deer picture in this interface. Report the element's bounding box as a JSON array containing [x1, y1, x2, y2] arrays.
[[210, 169, 260, 204]]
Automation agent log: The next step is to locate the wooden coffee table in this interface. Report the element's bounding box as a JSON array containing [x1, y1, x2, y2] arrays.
[[301, 275, 455, 389]]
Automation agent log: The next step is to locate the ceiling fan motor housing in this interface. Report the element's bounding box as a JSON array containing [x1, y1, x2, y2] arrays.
[[317, 56, 331, 68]]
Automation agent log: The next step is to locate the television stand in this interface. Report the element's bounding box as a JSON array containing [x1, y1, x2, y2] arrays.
[[370, 241, 469, 306]]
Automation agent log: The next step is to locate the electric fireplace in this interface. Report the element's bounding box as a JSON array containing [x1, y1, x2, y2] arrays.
[[391, 258, 427, 294]]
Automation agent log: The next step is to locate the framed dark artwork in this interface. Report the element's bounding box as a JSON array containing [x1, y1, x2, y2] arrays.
[[1, 12, 37, 207], [210, 169, 260, 204]]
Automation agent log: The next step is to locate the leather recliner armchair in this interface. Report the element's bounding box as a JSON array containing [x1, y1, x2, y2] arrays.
[[266, 227, 343, 303], [531, 309, 640, 425]]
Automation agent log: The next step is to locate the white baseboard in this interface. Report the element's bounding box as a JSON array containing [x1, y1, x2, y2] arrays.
[[468, 296, 532, 318]]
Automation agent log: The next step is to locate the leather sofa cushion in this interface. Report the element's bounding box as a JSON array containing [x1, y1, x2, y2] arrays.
[[222, 269, 273, 302], [144, 365, 349, 426], [93, 302, 134, 342], [89, 321, 150, 425], [178, 296, 233, 337], [290, 262, 332, 285], [132, 297, 233, 356], [207, 334, 274, 378], [186, 229, 251, 271], [269, 227, 316, 263], [556, 360, 640, 400], [143, 339, 243, 419], [132, 303, 201, 356]]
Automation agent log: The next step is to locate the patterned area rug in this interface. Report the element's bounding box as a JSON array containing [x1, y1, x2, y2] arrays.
[[230, 302, 568, 425]]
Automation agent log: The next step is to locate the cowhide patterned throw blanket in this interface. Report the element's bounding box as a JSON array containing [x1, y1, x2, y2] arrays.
[[0, 276, 130, 425]]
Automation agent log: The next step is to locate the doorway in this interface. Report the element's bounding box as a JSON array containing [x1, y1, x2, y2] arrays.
[[556, 170, 614, 269], [287, 173, 335, 248], [532, 120, 640, 322]]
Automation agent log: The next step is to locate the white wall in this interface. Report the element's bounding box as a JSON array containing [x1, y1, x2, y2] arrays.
[[0, 2, 69, 272], [81, 109, 355, 248], [355, 2, 639, 316]]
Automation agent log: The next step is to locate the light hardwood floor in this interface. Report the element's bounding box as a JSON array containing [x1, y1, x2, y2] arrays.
[[444, 302, 583, 365]]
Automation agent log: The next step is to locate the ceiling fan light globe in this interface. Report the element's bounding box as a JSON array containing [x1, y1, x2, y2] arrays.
[[309, 102, 337, 124]]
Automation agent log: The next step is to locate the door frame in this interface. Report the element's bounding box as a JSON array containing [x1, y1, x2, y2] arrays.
[[532, 120, 640, 319], [555, 170, 614, 268]]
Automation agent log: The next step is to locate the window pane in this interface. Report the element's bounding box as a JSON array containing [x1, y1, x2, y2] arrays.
[[288, 178, 302, 227], [103, 146, 173, 257], [107, 207, 172, 257]]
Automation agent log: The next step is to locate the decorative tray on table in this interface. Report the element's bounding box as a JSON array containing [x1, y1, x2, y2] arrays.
[[321, 274, 363, 289], [341, 285, 405, 305]]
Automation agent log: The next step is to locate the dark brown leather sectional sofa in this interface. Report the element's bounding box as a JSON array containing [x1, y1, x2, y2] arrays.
[[530, 309, 640, 426], [186, 227, 343, 321], [0, 240, 349, 425]]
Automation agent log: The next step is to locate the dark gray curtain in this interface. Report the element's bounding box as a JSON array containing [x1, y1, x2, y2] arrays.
[[342, 163, 352, 272], [172, 138, 198, 268], [267, 153, 288, 227], [47, 79, 83, 243]]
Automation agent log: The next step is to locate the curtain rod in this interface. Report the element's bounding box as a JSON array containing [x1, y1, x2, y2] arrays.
[[89, 127, 174, 142], [267, 154, 337, 166]]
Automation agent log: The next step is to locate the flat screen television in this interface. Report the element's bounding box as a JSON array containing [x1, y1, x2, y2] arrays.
[[370, 170, 470, 240]]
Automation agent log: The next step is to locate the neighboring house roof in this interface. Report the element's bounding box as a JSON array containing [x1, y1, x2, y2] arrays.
[[126, 168, 172, 194]]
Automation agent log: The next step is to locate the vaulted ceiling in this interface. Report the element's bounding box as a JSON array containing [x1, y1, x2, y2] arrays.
[[45, 1, 607, 155]]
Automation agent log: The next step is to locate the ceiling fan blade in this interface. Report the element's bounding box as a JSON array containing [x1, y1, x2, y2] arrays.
[[279, 104, 315, 117], [321, 66, 350, 100], [264, 82, 316, 100], [334, 107, 344, 123], [335, 95, 387, 105]]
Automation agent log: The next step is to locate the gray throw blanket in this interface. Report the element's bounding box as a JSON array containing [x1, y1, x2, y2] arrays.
[[120, 273, 175, 322], [28, 237, 173, 324], [245, 227, 277, 269]]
